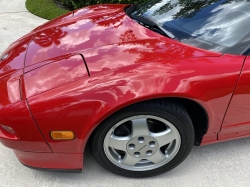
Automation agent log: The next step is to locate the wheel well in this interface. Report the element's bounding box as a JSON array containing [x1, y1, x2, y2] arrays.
[[88, 97, 208, 148], [134, 97, 208, 146], [165, 98, 208, 146]]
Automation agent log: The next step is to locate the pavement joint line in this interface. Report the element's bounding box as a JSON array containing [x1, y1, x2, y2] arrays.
[[0, 11, 29, 14]]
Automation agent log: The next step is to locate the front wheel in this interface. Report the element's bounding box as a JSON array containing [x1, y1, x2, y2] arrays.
[[91, 100, 194, 178]]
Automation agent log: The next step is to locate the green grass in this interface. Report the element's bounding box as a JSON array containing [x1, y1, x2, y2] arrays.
[[26, 0, 70, 20]]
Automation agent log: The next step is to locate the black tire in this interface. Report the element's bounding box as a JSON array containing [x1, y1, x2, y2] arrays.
[[90, 99, 194, 178]]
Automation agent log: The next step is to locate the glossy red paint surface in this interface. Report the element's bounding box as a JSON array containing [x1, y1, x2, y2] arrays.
[[73, 4, 128, 17], [82, 38, 221, 76], [14, 150, 83, 169], [26, 55, 244, 153], [1, 4, 250, 170], [0, 33, 34, 79], [0, 32, 51, 152], [0, 70, 51, 152], [32, 11, 74, 32], [218, 56, 250, 140], [24, 4, 220, 69], [24, 55, 89, 98]]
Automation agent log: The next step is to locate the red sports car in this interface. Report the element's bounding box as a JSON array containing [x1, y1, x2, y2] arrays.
[[1, 0, 250, 178]]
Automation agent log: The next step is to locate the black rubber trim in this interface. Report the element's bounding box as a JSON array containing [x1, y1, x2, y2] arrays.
[[80, 54, 90, 76], [21, 163, 82, 173]]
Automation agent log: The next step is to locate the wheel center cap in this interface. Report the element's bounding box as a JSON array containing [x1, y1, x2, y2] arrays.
[[126, 136, 159, 158]]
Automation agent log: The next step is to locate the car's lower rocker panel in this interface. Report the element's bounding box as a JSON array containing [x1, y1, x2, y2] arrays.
[[14, 150, 83, 170]]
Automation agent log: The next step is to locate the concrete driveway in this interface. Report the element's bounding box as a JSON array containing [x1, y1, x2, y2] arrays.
[[1, 1, 250, 187], [0, 0, 47, 54]]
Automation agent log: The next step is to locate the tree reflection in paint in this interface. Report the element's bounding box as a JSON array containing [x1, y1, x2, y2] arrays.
[[89, 12, 126, 28], [33, 27, 68, 47]]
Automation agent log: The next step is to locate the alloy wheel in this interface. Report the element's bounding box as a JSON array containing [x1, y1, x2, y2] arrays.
[[103, 115, 181, 171]]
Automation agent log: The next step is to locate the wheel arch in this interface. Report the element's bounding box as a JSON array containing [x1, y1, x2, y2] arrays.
[[86, 97, 208, 153]]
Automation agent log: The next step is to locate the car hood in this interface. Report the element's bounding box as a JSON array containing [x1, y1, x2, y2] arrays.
[[24, 4, 222, 70]]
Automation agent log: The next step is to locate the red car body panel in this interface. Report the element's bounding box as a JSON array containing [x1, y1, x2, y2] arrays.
[[26, 54, 243, 153], [0, 33, 51, 152], [24, 55, 89, 98], [0, 72, 51, 152], [24, 5, 220, 69], [218, 56, 250, 140], [14, 150, 83, 170], [0, 34, 34, 78], [82, 38, 221, 76], [0, 4, 249, 171]]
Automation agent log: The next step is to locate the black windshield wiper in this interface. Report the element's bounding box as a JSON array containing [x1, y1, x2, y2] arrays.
[[126, 3, 139, 16], [130, 14, 176, 39]]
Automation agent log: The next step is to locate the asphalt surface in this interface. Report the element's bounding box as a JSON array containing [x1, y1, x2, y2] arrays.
[[1, 1, 250, 187]]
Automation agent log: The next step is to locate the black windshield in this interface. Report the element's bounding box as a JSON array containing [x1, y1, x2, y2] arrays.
[[131, 0, 250, 55]]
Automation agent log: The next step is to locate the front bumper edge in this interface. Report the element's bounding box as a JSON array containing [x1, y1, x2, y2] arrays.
[[21, 163, 82, 173]]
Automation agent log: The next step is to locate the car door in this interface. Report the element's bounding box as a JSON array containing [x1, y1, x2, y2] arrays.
[[219, 56, 250, 140]]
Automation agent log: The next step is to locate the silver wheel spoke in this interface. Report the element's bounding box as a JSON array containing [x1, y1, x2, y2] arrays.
[[151, 128, 176, 147], [147, 150, 166, 164], [109, 134, 130, 151], [131, 118, 150, 137], [122, 154, 141, 166]]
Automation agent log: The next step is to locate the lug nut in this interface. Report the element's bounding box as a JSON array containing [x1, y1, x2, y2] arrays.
[[138, 136, 144, 143], [146, 150, 153, 156], [129, 144, 135, 149], [134, 152, 140, 157], [149, 141, 155, 147]]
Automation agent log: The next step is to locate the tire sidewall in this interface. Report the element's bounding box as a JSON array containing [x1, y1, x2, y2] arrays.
[[91, 104, 194, 178]]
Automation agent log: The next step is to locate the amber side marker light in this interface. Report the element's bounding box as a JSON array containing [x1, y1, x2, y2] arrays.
[[50, 131, 75, 140]]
